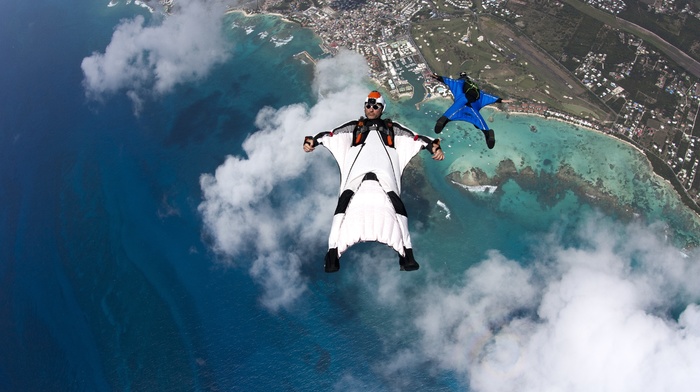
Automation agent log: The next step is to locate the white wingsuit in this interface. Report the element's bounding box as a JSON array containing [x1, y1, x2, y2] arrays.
[[306, 112, 440, 272]]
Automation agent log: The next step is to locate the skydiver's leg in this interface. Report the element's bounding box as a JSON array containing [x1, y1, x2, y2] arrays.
[[399, 248, 420, 272], [324, 248, 339, 273], [387, 192, 419, 271], [325, 189, 354, 273], [436, 101, 464, 134], [469, 108, 489, 132], [434, 116, 449, 134], [465, 107, 495, 149], [386, 191, 407, 215], [483, 129, 495, 149]]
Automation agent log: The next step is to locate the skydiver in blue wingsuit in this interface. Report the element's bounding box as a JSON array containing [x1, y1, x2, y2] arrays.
[[430, 72, 511, 149]]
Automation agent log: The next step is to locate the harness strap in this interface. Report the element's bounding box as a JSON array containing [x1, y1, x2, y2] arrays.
[[463, 79, 480, 101], [352, 117, 395, 147], [384, 119, 394, 147], [354, 119, 365, 144]]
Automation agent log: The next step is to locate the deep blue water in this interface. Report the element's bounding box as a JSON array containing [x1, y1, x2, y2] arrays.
[[0, 3, 330, 390], [3, 1, 700, 391]]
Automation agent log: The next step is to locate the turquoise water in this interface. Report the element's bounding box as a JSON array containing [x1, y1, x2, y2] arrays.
[[394, 99, 700, 246], [2, 2, 700, 391]]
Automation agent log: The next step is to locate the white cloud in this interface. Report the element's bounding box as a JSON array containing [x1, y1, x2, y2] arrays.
[[312, 49, 372, 98], [198, 50, 370, 311], [81, 0, 230, 111], [371, 216, 700, 391]]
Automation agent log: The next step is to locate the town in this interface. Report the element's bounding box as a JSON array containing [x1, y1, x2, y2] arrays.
[[234, 0, 700, 213]]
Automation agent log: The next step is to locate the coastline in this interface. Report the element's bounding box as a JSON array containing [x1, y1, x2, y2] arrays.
[[225, 8, 295, 24], [612, 133, 700, 216], [413, 79, 700, 219], [439, 106, 700, 221], [532, 112, 700, 215], [224, 7, 700, 219]]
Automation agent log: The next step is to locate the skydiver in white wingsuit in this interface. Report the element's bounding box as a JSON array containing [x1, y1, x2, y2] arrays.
[[303, 91, 444, 273]]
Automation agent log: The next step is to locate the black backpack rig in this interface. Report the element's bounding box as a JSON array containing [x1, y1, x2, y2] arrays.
[[353, 117, 395, 148], [461, 75, 480, 103]]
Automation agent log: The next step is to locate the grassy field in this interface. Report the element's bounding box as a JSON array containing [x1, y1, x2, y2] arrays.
[[410, 12, 614, 121]]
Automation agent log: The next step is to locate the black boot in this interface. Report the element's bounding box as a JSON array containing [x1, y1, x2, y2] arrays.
[[435, 116, 449, 134], [484, 129, 495, 149], [399, 248, 420, 271], [324, 248, 340, 273]]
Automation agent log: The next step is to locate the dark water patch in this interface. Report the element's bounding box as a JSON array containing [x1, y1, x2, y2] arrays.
[[166, 91, 225, 147], [53, 145, 219, 390], [217, 107, 248, 143], [403, 160, 440, 232]]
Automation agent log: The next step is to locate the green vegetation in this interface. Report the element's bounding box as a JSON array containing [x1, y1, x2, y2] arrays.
[[595, 30, 636, 65], [621, 1, 700, 62], [410, 18, 489, 78], [432, 0, 470, 15]]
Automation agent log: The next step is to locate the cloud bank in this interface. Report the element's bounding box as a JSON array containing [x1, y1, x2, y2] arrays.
[[81, 0, 230, 111], [198, 50, 369, 311], [194, 40, 700, 389], [367, 216, 700, 391]]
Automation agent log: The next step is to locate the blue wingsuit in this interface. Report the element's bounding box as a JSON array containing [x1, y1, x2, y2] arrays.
[[433, 74, 503, 148]]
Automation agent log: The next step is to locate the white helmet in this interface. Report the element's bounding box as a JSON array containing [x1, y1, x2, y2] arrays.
[[364, 90, 386, 110]]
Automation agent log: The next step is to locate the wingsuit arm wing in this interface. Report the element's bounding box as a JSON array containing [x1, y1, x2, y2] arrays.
[[438, 76, 465, 97], [304, 132, 329, 147], [304, 121, 358, 177], [476, 91, 502, 108], [431, 73, 445, 84], [392, 122, 440, 170]]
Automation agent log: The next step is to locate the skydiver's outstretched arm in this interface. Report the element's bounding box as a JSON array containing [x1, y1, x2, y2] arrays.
[[430, 75, 466, 99], [303, 131, 332, 152], [303, 136, 315, 152], [430, 72, 443, 83], [417, 135, 444, 160], [429, 139, 444, 161]]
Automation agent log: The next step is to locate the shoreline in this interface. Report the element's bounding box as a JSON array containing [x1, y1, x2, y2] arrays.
[[224, 7, 700, 219], [516, 112, 700, 215], [225, 8, 295, 24], [410, 88, 700, 217], [448, 108, 700, 216], [490, 108, 651, 159]]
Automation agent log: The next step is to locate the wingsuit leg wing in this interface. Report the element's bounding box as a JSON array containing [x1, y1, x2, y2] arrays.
[[449, 105, 489, 131], [329, 178, 412, 258]]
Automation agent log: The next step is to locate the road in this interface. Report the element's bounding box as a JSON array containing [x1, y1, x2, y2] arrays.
[[563, 0, 700, 78]]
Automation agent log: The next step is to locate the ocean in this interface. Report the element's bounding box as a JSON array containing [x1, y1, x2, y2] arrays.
[[2, 2, 700, 391]]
